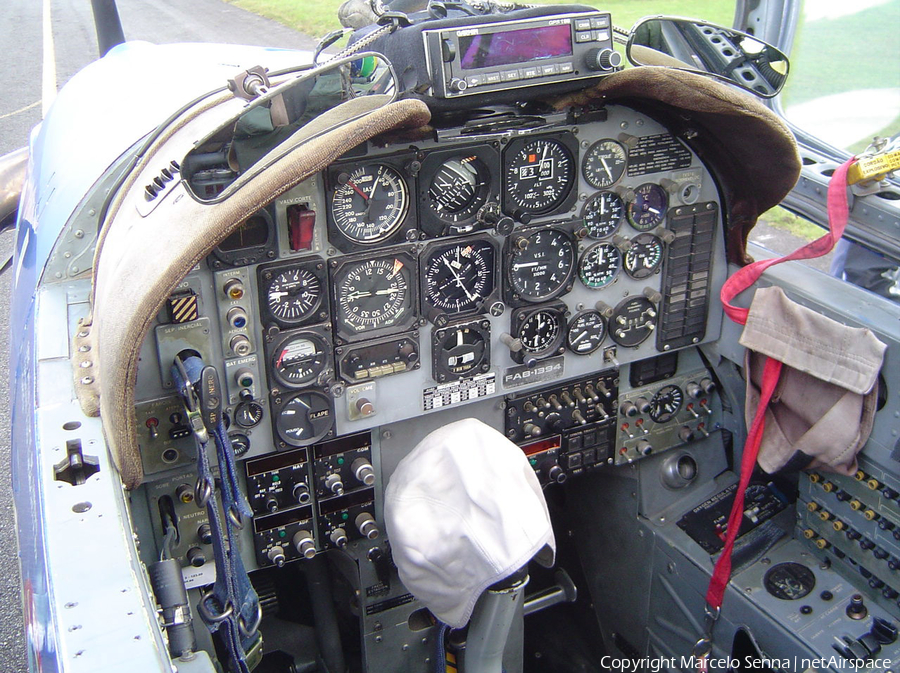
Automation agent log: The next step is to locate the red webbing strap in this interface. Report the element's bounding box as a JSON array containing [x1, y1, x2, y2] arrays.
[[720, 157, 854, 325], [703, 157, 855, 618]]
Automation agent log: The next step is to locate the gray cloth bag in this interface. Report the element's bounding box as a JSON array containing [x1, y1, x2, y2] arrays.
[[739, 286, 886, 475]]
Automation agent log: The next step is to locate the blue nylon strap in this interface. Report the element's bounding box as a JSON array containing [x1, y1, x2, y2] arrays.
[[172, 355, 261, 672]]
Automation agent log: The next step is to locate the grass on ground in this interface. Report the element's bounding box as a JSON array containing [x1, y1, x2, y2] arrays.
[[758, 206, 825, 242], [226, 0, 735, 44]]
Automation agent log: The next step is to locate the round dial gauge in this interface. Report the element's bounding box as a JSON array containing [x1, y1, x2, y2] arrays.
[[624, 233, 664, 279], [566, 310, 607, 355], [582, 191, 624, 239], [763, 563, 816, 601], [335, 256, 414, 336], [627, 183, 668, 231], [649, 384, 684, 423], [234, 401, 264, 428], [503, 137, 575, 215], [433, 324, 489, 380], [508, 229, 575, 302], [517, 308, 564, 356], [423, 239, 495, 315], [266, 267, 322, 325], [427, 155, 491, 223], [579, 242, 622, 289], [276, 391, 333, 446], [610, 296, 657, 347], [272, 333, 329, 388], [331, 164, 409, 244], [582, 139, 628, 189]]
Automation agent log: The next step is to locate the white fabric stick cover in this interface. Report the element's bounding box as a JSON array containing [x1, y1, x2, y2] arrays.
[[384, 418, 555, 628]]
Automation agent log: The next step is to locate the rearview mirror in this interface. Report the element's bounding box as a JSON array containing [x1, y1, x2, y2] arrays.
[[627, 18, 789, 98]]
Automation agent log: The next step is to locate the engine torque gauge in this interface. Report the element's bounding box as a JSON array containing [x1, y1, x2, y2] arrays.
[[332, 252, 417, 341], [627, 183, 668, 231], [422, 238, 496, 318], [432, 319, 491, 382], [567, 310, 607, 355], [624, 233, 664, 279], [275, 391, 333, 447], [579, 242, 621, 289], [582, 139, 627, 189], [330, 163, 409, 244], [582, 191, 624, 239], [271, 332, 330, 388], [506, 228, 575, 303], [649, 385, 684, 423], [259, 260, 327, 328], [503, 135, 577, 217]]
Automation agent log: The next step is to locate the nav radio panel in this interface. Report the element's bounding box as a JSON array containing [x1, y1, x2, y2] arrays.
[[423, 9, 621, 99]]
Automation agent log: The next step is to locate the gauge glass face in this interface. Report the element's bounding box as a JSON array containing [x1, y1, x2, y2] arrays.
[[424, 240, 495, 314], [267, 267, 322, 324], [331, 164, 409, 243], [272, 334, 328, 387], [508, 229, 574, 301], [579, 242, 621, 289], [437, 326, 488, 377], [504, 137, 575, 214], [276, 391, 332, 446], [610, 296, 657, 346], [624, 233, 664, 279], [649, 384, 684, 423], [427, 155, 490, 223], [627, 183, 668, 231], [582, 139, 627, 189], [517, 309, 563, 354], [566, 310, 607, 355], [234, 401, 264, 428], [582, 191, 624, 239], [218, 214, 270, 251], [335, 256, 413, 335]]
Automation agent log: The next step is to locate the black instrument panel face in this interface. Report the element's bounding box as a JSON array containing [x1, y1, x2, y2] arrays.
[[330, 249, 418, 343], [502, 134, 579, 219]]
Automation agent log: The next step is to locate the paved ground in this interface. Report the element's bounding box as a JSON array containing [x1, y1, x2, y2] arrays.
[[0, 2, 316, 670]]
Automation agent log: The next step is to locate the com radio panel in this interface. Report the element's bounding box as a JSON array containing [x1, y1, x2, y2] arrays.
[[423, 9, 621, 100]]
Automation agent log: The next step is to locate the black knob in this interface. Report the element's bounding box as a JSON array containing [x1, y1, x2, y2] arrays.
[[835, 490, 851, 502], [636, 440, 653, 456], [636, 397, 650, 414], [846, 594, 868, 620], [873, 547, 889, 559], [860, 538, 875, 550], [584, 47, 623, 72], [197, 524, 213, 545], [700, 377, 716, 394], [543, 461, 567, 484], [187, 547, 207, 568], [447, 77, 467, 93], [265, 495, 279, 513], [888, 557, 900, 570]]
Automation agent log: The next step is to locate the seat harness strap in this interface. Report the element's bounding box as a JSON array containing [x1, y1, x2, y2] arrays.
[[173, 354, 262, 673]]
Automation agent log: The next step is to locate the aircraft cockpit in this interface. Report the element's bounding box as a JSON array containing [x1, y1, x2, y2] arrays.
[[5, 1, 899, 672]]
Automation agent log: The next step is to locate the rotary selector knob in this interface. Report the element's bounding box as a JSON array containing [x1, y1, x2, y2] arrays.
[[352, 458, 376, 486], [267, 545, 287, 568], [686, 382, 703, 399], [543, 461, 567, 484], [356, 513, 380, 540], [585, 47, 623, 72], [636, 397, 650, 414], [325, 473, 344, 496], [292, 530, 316, 559], [700, 377, 716, 394], [448, 77, 467, 93], [678, 426, 694, 443], [329, 528, 349, 549], [187, 547, 207, 568], [636, 440, 653, 456], [620, 400, 638, 417], [293, 482, 311, 504]]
